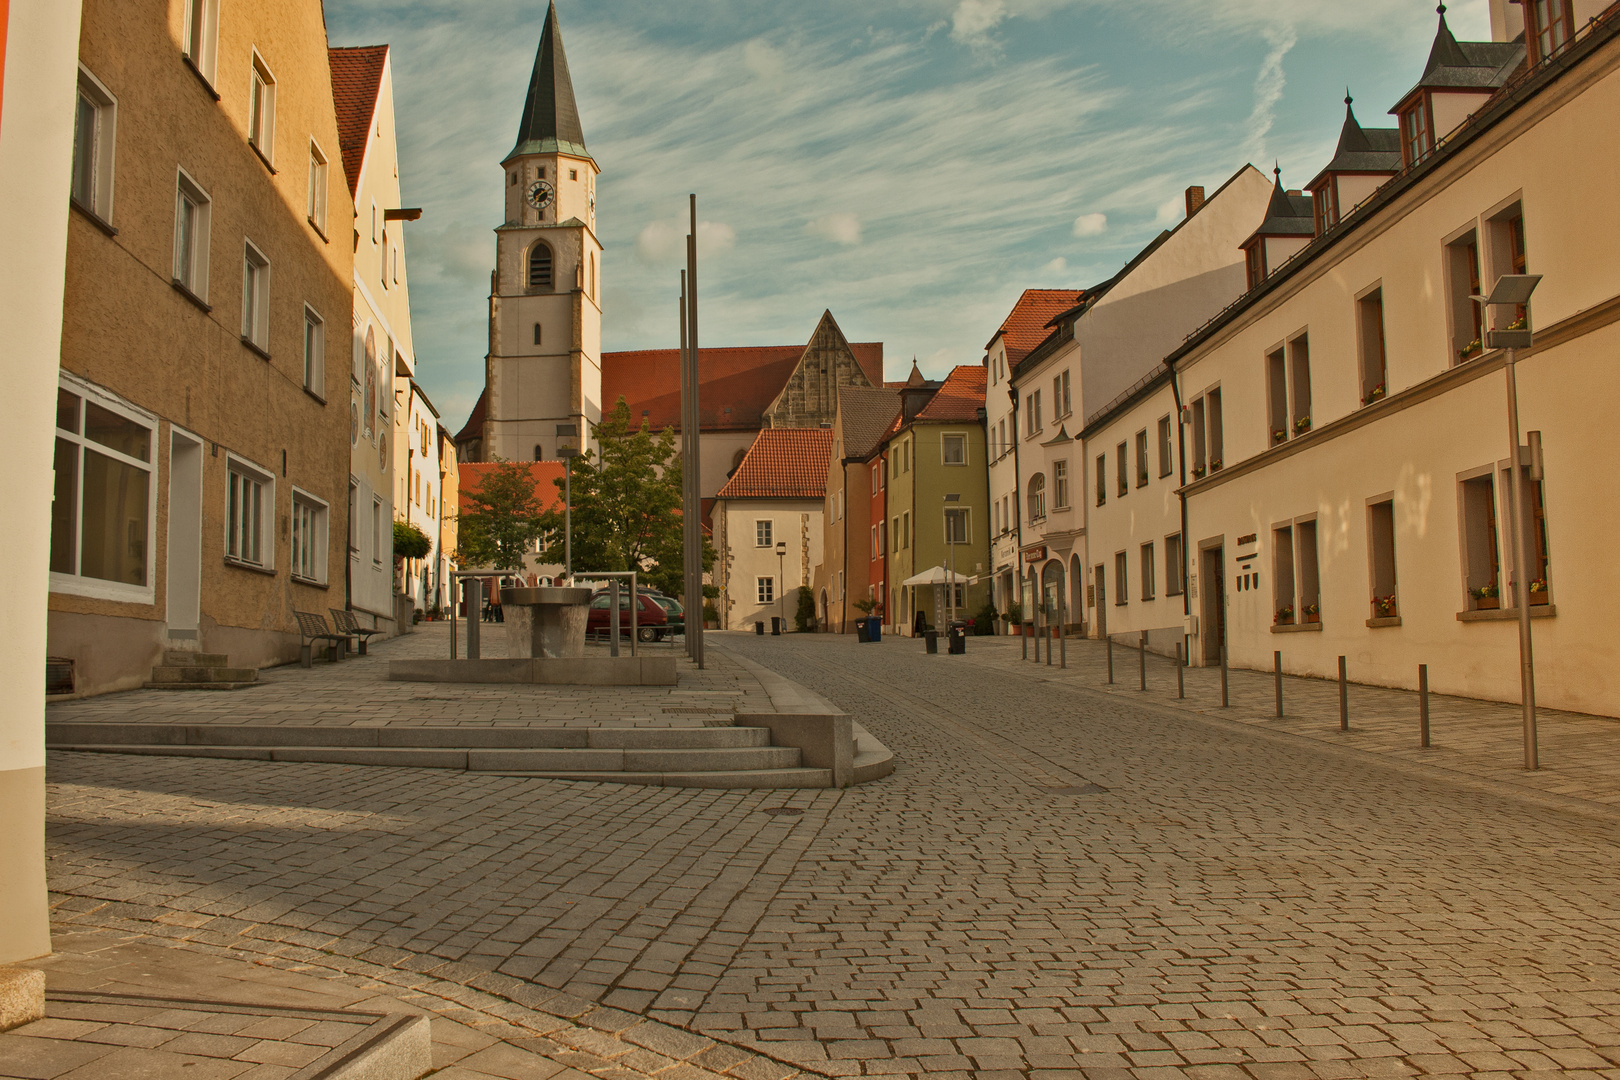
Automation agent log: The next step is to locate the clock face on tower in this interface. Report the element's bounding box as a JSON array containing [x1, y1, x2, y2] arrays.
[[526, 180, 555, 211]]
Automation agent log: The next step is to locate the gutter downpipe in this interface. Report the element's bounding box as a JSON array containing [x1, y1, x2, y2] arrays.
[[841, 457, 851, 634]]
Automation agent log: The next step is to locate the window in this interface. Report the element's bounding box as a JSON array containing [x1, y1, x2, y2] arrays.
[[183, 0, 220, 85], [173, 170, 211, 299], [307, 141, 328, 232], [1165, 533, 1185, 596], [533, 322, 542, 346], [902, 511, 910, 547], [1499, 462, 1551, 605], [291, 491, 329, 584], [1527, 0, 1575, 63], [1116, 442, 1128, 497], [1358, 290, 1388, 405], [1028, 474, 1046, 521], [1135, 430, 1149, 487], [1207, 389, 1224, 469], [1054, 371, 1071, 418], [1487, 207, 1530, 330], [1114, 551, 1128, 606], [1447, 231, 1484, 363], [242, 240, 270, 350], [362, 327, 377, 437], [1244, 241, 1264, 289], [72, 68, 117, 223], [1266, 347, 1287, 445], [945, 507, 969, 545], [227, 456, 274, 568], [1191, 398, 1206, 475], [1297, 520, 1320, 620], [942, 433, 966, 465], [1095, 455, 1106, 507], [1399, 98, 1432, 166], [879, 521, 888, 555], [1273, 525, 1295, 619], [1033, 390, 1042, 433], [380, 226, 390, 290], [371, 202, 379, 245], [372, 498, 383, 565], [1140, 543, 1156, 600], [529, 243, 553, 290], [1053, 460, 1069, 509], [49, 380, 155, 599], [1157, 416, 1173, 477], [303, 306, 324, 394], [757, 577, 775, 604], [1368, 498, 1398, 619], [248, 52, 276, 163], [997, 419, 1007, 458]]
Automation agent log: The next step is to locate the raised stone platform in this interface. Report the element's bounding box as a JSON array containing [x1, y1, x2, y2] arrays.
[[387, 654, 678, 685]]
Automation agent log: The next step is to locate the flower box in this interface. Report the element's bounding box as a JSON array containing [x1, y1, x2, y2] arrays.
[[1529, 592, 1549, 606], [1304, 611, 1320, 624], [1371, 595, 1398, 619], [1293, 416, 1312, 434], [1474, 596, 1500, 610], [1458, 339, 1483, 361], [1272, 429, 1287, 444]]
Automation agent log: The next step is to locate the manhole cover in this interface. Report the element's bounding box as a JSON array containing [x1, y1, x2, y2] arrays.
[[1047, 784, 1108, 795], [762, 807, 805, 815]]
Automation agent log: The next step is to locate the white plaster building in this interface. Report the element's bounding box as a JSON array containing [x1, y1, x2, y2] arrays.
[[712, 430, 832, 631], [396, 379, 447, 613]]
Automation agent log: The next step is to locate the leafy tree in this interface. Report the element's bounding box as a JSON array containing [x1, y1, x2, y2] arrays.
[[457, 460, 547, 572], [793, 585, 815, 632], [393, 520, 431, 560], [535, 399, 716, 598]]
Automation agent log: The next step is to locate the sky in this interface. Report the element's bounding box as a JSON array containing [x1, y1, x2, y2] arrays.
[[324, 0, 1494, 433]]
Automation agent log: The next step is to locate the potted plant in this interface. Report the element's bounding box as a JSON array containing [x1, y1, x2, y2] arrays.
[[1303, 602, 1320, 624], [1272, 428, 1287, 444], [1274, 604, 1294, 626], [1192, 464, 1207, 480], [1506, 315, 1527, 331], [1209, 457, 1222, 471], [1293, 415, 1312, 434], [1528, 578, 1549, 605], [1372, 593, 1398, 618], [1004, 600, 1023, 635], [1362, 382, 1386, 405], [1458, 338, 1483, 361], [1470, 582, 1500, 610], [703, 602, 720, 630], [973, 602, 999, 637]]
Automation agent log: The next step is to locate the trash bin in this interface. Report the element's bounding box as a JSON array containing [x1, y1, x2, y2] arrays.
[[948, 620, 967, 655], [866, 616, 881, 642], [924, 629, 939, 654], [855, 621, 870, 643], [755, 621, 765, 635], [771, 616, 782, 636]]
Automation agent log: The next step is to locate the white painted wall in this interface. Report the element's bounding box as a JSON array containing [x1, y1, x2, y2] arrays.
[[718, 499, 823, 630]]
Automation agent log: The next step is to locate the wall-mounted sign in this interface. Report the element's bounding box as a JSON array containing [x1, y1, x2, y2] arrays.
[[1023, 546, 1047, 563]]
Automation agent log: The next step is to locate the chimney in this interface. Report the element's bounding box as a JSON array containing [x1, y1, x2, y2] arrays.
[[1184, 185, 1206, 217]]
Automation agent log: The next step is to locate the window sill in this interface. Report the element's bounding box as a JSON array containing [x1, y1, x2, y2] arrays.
[[291, 574, 329, 589], [1456, 605, 1556, 622], [1270, 622, 1322, 633], [171, 279, 211, 313], [250, 142, 277, 175], [70, 198, 118, 236], [183, 56, 221, 100], [224, 557, 276, 576], [241, 335, 272, 361], [303, 386, 327, 406], [1366, 616, 1403, 628], [308, 217, 329, 243]]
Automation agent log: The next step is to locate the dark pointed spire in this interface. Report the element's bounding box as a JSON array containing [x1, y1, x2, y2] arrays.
[[1265, 164, 1294, 219], [506, 2, 589, 163], [1423, 2, 1470, 77], [1335, 91, 1374, 155]]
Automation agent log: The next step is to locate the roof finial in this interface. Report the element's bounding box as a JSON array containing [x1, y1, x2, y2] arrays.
[[1437, 2, 1446, 14], [1274, 161, 1282, 182], [1345, 87, 1353, 106]]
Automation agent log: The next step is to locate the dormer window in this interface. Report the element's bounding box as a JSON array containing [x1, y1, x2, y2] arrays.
[[1399, 98, 1433, 166], [1243, 241, 1265, 289], [1527, 0, 1575, 63]]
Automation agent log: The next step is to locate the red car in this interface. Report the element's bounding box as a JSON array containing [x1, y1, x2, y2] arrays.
[[586, 590, 668, 642]]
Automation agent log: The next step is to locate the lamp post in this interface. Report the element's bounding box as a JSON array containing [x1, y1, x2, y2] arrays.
[[556, 423, 579, 584], [944, 493, 961, 625], [775, 539, 787, 633], [1471, 273, 1543, 770]]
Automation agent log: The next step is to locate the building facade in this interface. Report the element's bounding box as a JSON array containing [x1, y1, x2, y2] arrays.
[[712, 430, 832, 631], [814, 386, 900, 633], [396, 379, 445, 612], [49, 0, 355, 695]]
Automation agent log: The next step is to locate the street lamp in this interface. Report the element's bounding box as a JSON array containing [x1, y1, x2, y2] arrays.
[[775, 539, 787, 634], [944, 493, 961, 625], [1471, 273, 1542, 770], [556, 423, 579, 584]]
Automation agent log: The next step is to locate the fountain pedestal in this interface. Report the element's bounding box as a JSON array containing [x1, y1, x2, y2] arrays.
[[499, 587, 592, 659]]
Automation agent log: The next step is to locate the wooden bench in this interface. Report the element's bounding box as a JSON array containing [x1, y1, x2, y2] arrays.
[[294, 610, 351, 667], [329, 608, 383, 656]]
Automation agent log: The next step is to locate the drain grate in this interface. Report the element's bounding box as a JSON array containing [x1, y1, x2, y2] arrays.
[[1047, 784, 1108, 795], [761, 807, 805, 815]]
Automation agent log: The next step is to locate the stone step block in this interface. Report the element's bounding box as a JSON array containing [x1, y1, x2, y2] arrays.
[[467, 748, 626, 772], [161, 650, 231, 667], [488, 767, 835, 788], [621, 746, 800, 772], [148, 666, 259, 684], [139, 681, 260, 691]]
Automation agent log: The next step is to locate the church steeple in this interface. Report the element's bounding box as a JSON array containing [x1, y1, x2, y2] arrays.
[[507, 2, 589, 163]]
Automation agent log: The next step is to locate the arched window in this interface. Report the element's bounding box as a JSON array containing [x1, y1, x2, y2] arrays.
[[528, 243, 553, 290], [534, 445, 543, 461], [1027, 473, 1047, 521], [533, 322, 542, 346]]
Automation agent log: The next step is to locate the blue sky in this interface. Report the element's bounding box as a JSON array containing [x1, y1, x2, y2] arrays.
[[325, 0, 1493, 432]]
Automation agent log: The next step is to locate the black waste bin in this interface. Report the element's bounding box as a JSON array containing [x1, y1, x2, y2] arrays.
[[755, 621, 764, 635], [923, 629, 939, 654], [855, 621, 871, 643], [771, 616, 782, 636], [948, 620, 967, 655]]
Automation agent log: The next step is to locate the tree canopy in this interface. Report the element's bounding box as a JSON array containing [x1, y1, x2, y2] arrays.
[[456, 462, 547, 572]]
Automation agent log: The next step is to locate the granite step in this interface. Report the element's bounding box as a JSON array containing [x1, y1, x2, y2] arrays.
[[147, 665, 260, 684], [48, 743, 804, 773], [160, 650, 231, 667], [46, 723, 766, 749]]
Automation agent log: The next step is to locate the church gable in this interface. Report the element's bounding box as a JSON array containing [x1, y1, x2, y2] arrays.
[[763, 310, 875, 429]]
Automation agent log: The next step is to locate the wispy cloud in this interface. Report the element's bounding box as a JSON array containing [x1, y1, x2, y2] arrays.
[[1072, 213, 1107, 238], [949, 0, 1009, 50], [1244, 25, 1297, 164]]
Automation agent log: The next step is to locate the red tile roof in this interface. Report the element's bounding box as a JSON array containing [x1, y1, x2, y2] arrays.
[[915, 366, 987, 422], [603, 342, 883, 433], [715, 429, 835, 501], [986, 289, 1085, 368], [457, 461, 567, 515], [328, 46, 388, 197]]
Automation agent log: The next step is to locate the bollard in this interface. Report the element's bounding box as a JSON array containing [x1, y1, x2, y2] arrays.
[[1338, 655, 1349, 731], [1274, 650, 1283, 718], [1106, 635, 1114, 684], [609, 579, 621, 658], [1021, 622, 1027, 660], [1419, 664, 1431, 748], [1139, 631, 1147, 691], [1220, 644, 1229, 708], [1176, 643, 1185, 699], [450, 599, 458, 659], [465, 579, 481, 660]]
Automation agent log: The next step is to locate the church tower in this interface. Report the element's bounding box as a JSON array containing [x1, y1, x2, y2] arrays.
[[484, 2, 602, 463]]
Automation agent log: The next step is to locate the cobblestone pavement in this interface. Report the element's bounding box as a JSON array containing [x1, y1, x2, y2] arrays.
[[44, 632, 1620, 1079], [48, 622, 770, 727]]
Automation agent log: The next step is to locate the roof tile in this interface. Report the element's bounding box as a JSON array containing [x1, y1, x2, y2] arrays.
[[987, 289, 1086, 368], [915, 366, 986, 422], [716, 429, 835, 500], [328, 46, 388, 197]]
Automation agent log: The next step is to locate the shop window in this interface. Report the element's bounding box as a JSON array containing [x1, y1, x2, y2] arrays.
[[50, 381, 155, 599]]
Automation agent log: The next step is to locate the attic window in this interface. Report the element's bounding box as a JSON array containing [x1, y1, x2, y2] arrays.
[[642, 410, 649, 417], [569, 169, 578, 180]]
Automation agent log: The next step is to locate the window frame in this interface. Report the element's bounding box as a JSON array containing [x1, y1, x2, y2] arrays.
[[528, 241, 554, 291], [1135, 429, 1149, 488], [72, 65, 118, 225], [173, 168, 212, 302], [1445, 225, 1484, 364], [241, 238, 271, 351], [1140, 542, 1156, 601], [1165, 533, 1185, 596], [307, 139, 329, 234], [247, 49, 277, 166], [183, 0, 221, 86], [225, 453, 276, 571], [755, 519, 773, 548], [944, 506, 970, 545], [1157, 415, 1173, 478], [1028, 473, 1047, 522], [1053, 459, 1069, 510], [1366, 495, 1399, 620], [1356, 285, 1388, 406], [757, 577, 775, 605], [290, 487, 330, 585], [941, 432, 968, 466], [1116, 441, 1128, 497], [49, 373, 158, 604], [303, 305, 326, 397], [1114, 550, 1128, 607]]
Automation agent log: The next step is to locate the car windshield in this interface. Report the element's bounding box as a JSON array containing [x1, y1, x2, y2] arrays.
[[651, 596, 682, 614]]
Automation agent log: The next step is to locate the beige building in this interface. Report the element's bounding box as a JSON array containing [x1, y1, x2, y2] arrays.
[[1165, 3, 1620, 716], [713, 430, 833, 631], [48, 0, 355, 696], [813, 386, 900, 633], [397, 379, 448, 613], [4, 0, 84, 968]]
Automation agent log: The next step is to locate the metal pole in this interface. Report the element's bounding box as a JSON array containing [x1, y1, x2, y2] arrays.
[[1419, 663, 1431, 748], [465, 578, 480, 661], [1176, 643, 1184, 699], [609, 577, 621, 658], [1044, 578, 1052, 667], [1058, 576, 1066, 669], [563, 462, 572, 583], [1273, 650, 1283, 718], [1504, 347, 1538, 769], [687, 195, 705, 670], [630, 571, 638, 657], [1138, 630, 1147, 691], [1106, 635, 1113, 684], [1219, 644, 1228, 708], [1338, 655, 1348, 731], [679, 274, 691, 659], [450, 595, 457, 658]]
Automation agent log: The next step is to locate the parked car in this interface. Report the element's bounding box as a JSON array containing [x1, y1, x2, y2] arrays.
[[586, 590, 667, 642], [646, 593, 684, 635]]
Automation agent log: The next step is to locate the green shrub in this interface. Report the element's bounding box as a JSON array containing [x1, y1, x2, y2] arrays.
[[973, 602, 998, 636], [794, 585, 815, 632], [393, 520, 431, 560]]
